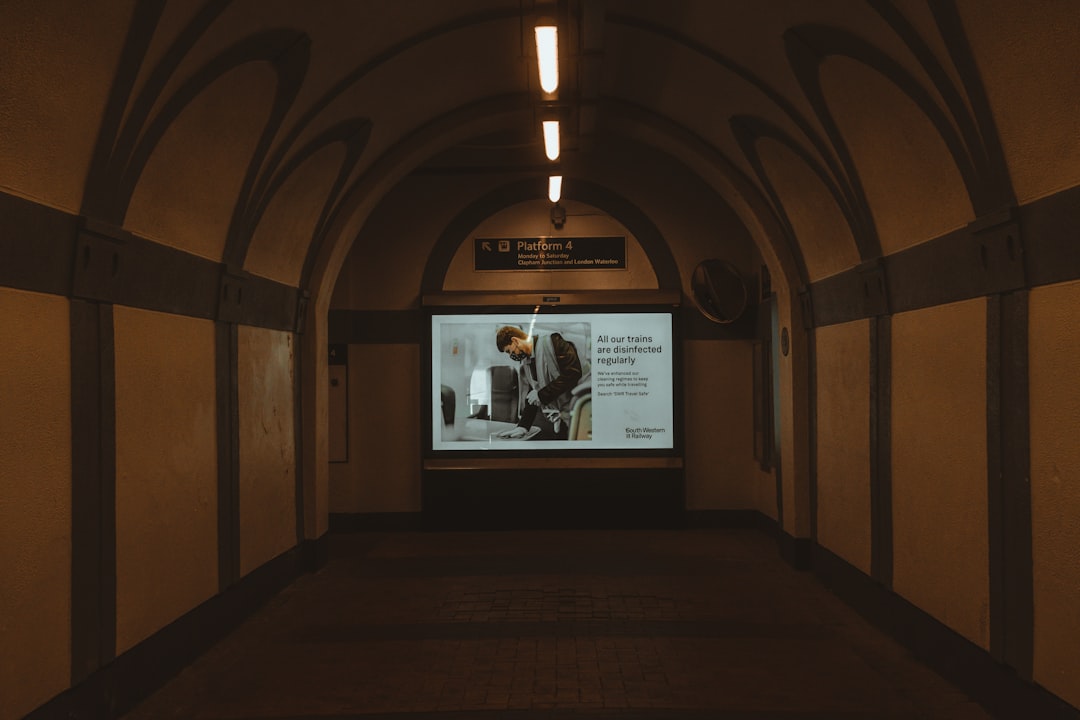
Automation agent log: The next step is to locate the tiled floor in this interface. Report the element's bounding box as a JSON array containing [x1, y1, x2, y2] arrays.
[[120, 529, 992, 719]]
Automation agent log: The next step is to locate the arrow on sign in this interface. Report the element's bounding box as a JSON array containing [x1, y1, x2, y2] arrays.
[[481, 241, 492, 251]]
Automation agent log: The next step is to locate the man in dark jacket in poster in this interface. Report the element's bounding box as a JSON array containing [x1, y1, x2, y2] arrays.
[[495, 325, 582, 440]]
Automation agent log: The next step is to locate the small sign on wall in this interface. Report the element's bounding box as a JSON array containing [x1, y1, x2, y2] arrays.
[[474, 236, 626, 271]]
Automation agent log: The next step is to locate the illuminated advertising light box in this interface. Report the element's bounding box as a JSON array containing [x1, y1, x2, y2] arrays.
[[429, 308, 676, 453]]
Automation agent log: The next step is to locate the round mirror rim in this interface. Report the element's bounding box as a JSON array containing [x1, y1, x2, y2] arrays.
[[691, 259, 747, 324]]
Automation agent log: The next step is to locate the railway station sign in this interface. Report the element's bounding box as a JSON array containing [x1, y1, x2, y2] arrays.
[[474, 236, 626, 271]]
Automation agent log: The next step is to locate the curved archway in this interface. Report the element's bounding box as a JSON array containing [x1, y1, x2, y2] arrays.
[[421, 177, 682, 293]]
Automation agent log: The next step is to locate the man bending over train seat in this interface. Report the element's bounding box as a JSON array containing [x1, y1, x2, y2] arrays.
[[494, 325, 582, 440]]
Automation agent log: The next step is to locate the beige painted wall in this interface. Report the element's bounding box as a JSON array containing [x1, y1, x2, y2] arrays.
[[960, 0, 1080, 204], [755, 463, 778, 521], [757, 138, 860, 282], [329, 344, 421, 513], [821, 57, 972, 255], [0, 0, 132, 211], [245, 144, 344, 287], [237, 326, 297, 575], [1028, 280, 1080, 709], [891, 299, 989, 648], [814, 320, 872, 573], [124, 63, 276, 262], [683, 339, 759, 510], [331, 174, 513, 311], [0, 288, 71, 720], [113, 307, 218, 653]]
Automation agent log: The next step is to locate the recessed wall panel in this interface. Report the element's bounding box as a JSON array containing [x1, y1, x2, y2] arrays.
[[891, 299, 988, 648], [1029, 280, 1080, 709], [113, 306, 218, 653], [0, 288, 71, 720], [814, 320, 872, 573], [683, 339, 757, 510], [329, 344, 420, 513], [237, 326, 296, 575]]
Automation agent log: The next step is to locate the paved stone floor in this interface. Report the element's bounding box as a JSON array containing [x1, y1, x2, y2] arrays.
[[121, 529, 993, 719]]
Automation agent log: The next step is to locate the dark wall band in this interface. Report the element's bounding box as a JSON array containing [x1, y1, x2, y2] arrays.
[[988, 291, 1034, 677], [70, 300, 117, 683], [869, 315, 893, 586], [0, 191, 301, 333], [215, 322, 240, 590], [806, 189, 1080, 329]]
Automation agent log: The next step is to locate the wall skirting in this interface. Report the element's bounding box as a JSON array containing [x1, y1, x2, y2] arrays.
[[329, 511, 425, 532], [695, 511, 1077, 719], [19, 516, 1078, 720], [682, 508, 764, 528], [812, 543, 1078, 720], [25, 543, 310, 720]]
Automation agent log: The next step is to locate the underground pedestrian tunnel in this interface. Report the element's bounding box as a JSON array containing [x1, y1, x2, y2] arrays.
[[2, 2, 1079, 718]]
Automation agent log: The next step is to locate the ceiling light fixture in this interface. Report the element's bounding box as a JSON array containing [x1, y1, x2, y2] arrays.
[[548, 175, 563, 203], [534, 25, 559, 93], [542, 120, 560, 161]]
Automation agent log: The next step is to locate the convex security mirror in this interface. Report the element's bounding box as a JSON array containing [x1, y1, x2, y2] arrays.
[[691, 259, 748, 324]]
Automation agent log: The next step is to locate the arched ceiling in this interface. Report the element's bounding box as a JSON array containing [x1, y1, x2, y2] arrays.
[[3, 0, 1078, 309]]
